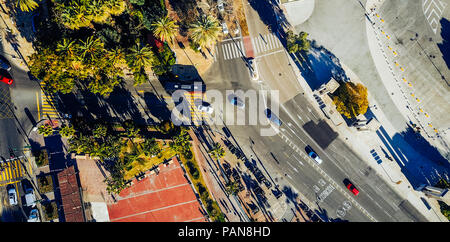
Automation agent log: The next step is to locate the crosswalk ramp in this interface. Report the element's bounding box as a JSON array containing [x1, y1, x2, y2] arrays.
[[184, 92, 210, 126], [41, 90, 59, 119], [218, 33, 283, 61], [0, 158, 27, 185]]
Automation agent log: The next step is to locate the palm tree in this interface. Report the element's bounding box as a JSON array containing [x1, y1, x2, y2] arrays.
[[59, 125, 76, 138], [56, 38, 76, 57], [189, 15, 221, 49], [38, 124, 54, 137], [151, 15, 179, 44], [77, 36, 104, 63], [126, 40, 154, 72], [209, 142, 225, 159], [15, 0, 39, 12]]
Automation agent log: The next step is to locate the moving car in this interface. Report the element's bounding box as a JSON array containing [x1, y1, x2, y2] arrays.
[[197, 104, 214, 114], [229, 95, 245, 109], [0, 55, 11, 71], [27, 208, 40, 222], [305, 146, 322, 165], [264, 108, 282, 126], [246, 58, 259, 80], [344, 179, 360, 196], [0, 74, 13, 85], [8, 188, 17, 206]]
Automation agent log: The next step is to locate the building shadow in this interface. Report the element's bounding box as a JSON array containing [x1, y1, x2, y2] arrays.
[[376, 125, 450, 189], [248, 0, 290, 36], [438, 18, 450, 70]]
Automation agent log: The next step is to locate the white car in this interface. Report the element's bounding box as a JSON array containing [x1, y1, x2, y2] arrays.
[[197, 105, 214, 114], [8, 188, 17, 206], [222, 22, 229, 35], [218, 1, 225, 13], [247, 58, 259, 80]]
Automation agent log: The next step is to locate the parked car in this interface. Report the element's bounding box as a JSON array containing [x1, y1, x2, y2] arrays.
[[0, 55, 11, 71], [246, 58, 259, 80], [344, 179, 360, 196], [197, 104, 214, 114], [8, 188, 17, 206], [264, 108, 282, 126], [27, 208, 40, 222], [0, 74, 13, 85], [217, 0, 225, 13], [229, 95, 245, 109], [24, 186, 36, 207], [305, 145, 322, 165], [222, 22, 229, 35]]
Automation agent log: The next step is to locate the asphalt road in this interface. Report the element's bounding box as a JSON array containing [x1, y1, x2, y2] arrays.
[[200, 0, 429, 222], [0, 53, 41, 159]]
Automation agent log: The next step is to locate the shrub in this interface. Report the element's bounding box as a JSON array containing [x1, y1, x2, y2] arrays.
[[38, 175, 54, 194], [35, 150, 49, 167], [187, 161, 199, 179]]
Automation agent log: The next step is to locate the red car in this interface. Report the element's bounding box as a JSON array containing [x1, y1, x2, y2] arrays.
[[0, 75, 13, 85], [344, 179, 360, 196]]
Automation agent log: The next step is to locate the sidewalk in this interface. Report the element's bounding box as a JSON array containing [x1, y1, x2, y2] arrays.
[[0, 3, 35, 68], [188, 128, 249, 222]]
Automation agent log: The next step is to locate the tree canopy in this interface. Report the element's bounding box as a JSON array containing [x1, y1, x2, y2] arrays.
[[333, 82, 369, 119]]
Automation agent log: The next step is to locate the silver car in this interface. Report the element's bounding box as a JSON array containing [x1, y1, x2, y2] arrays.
[[229, 95, 245, 109]]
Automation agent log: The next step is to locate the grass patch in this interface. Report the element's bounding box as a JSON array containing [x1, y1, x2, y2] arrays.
[[34, 149, 49, 167], [37, 175, 54, 194], [178, 146, 225, 222], [42, 201, 59, 221], [234, 0, 249, 36]]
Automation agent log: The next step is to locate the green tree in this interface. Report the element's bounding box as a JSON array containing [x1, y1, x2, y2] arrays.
[[140, 137, 161, 157], [126, 40, 154, 72], [15, 0, 39, 12], [93, 124, 108, 139], [208, 142, 225, 159], [151, 15, 179, 44], [59, 125, 76, 138], [38, 124, 54, 137], [151, 44, 176, 76], [54, 0, 127, 30], [225, 180, 240, 195], [189, 15, 221, 49], [105, 160, 129, 195], [333, 82, 369, 119]]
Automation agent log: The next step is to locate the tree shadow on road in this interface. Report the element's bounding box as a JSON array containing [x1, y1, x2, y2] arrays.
[[438, 18, 450, 71]]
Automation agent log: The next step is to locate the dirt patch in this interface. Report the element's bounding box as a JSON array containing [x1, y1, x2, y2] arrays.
[[232, 0, 249, 36]]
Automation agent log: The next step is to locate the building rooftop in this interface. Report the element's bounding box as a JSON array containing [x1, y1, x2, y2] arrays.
[[57, 165, 85, 222]]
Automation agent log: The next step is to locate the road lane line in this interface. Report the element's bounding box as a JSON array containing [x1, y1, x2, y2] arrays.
[[36, 92, 40, 121]]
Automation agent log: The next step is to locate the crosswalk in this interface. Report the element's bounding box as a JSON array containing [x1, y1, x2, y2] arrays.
[[184, 92, 210, 126], [219, 39, 246, 60], [219, 33, 283, 61], [41, 90, 59, 119], [422, 0, 447, 34], [251, 33, 283, 55], [0, 158, 27, 185]]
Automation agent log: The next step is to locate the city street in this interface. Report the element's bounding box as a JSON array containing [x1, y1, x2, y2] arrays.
[[198, 0, 433, 221]]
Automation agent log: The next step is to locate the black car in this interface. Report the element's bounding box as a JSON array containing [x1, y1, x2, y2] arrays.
[[0, 55, 11, 71]]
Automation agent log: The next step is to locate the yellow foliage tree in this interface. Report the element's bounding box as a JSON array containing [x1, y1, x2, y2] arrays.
[[333, 82, 369, 119]]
